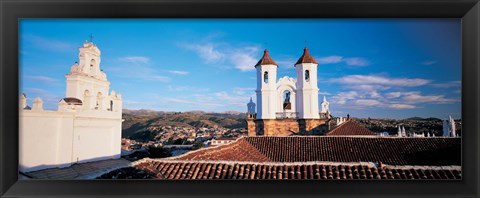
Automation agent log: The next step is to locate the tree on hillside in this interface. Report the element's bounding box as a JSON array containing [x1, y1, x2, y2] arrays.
[[147, 146, 172, 158]]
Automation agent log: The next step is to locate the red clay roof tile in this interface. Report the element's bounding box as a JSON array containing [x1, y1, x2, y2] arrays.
[[255, 49, 278, 67], [126, 160, 461, 180], [170, 136, 460, 166], [326, 119, 377, 136], [295, 48, 318, 65]]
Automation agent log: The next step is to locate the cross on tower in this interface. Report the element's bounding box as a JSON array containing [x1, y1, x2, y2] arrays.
[[89, 33, 94, 42]]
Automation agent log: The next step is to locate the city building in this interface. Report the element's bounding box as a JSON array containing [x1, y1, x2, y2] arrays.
[[211, 137, 236, 146], [443, 115, 458, 137], [19, 41, 123, 172], [247, 48, 332, 136]]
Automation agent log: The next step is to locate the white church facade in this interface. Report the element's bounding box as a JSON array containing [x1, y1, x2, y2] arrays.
[[19, 41, 123, 172], [247, 48, 332, 136]]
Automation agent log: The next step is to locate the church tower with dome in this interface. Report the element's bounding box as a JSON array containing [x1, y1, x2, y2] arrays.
[[247, 48, 331, 136]]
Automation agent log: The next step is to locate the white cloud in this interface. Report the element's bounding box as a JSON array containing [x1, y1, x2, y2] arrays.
[[344, 57, 369, 66], [180, 40, 260, 72], [232, 87, 255, 95], [422, 60, 437, 65], [161, 97, 224, 108], [25, 75, 58, 84], [318, 92, 331, 95], [168, 70, 189, 75], [332, 91, 358, 105], [328, 74, 459, 111], [275, 57, 296, 68], [213, 91, 252, 107], [388, 104, 416, 109], [107, 56, 173, 83], [317, 56, 343, 64], [330, 75, 430, 87], [316, 56, 369, 66], [182, 43, 225, 63], [167, 85, 210, 92], [431, 81, 461, 88], [163, 98, 195, 104], [23, 34, 74, 52], [147, 75, 171, 82], [401, 92, 458, 104], [118, 56, 150, 64], [230, 51, 258, 72], [355, 99, 381, 106], [385, 91, 419, 99]]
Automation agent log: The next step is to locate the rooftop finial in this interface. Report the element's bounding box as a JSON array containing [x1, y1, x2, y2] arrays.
[[304, 39, 307, 49], [89, 33, 94, 43]]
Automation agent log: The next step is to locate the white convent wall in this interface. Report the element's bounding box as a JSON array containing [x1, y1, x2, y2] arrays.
[[19, 109, 122, 172], [19, 111, 75, 172]]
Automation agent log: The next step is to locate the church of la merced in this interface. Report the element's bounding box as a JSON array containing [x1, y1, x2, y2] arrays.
[[247, 48, 335, 136]]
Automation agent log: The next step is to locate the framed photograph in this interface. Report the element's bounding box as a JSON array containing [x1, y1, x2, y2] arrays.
[[1, 0, 479, 197]]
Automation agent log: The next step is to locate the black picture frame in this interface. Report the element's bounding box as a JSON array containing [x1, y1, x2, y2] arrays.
[[1, 0, 479, 197]]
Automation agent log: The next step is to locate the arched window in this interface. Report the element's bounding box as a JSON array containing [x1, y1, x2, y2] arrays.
[[90, 59, 96, 67], [283, 90, 292, 110], [110, 100, 114, 111], [84, 90, 90, 97], [264, 71, 269, 83], [96, 92, 102, 110], [305, 70, 310, 81], [283, 90, 291, 103], [83, 90, 90, 109]]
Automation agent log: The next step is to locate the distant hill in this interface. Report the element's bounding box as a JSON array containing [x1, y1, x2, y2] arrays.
[[122, 109, 247, 138], [405, 117, 442, 122]]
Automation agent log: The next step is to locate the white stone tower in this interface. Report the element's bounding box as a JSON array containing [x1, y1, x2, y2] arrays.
[[295, 48, 320, 119], [443, 116, 457, 137], [321, 96, 329, 113], [247, 97, 256, 114], [255, 49, 278, 119], [65, 41, 121, 111]]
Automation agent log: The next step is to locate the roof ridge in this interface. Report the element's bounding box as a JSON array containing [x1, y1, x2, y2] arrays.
[[167, 136, 246, 160], [325, 119, 377, 136], [135, 159, 462, 171]]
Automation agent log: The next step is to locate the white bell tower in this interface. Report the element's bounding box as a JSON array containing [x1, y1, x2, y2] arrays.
[[295, 48, 320, 119], [321, 96, 329, 113], [255, 49, 278, 119], [65, 41, 111, 110]]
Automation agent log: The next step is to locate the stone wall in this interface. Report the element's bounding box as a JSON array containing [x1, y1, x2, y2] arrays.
[[247, 118, 328, 136]]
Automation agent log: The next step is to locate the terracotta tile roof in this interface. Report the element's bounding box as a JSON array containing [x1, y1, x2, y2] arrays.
[[173, 138, 271, 162], [295, 48, 318, 65], [214, 137, 236, 141], [170, 136, 460, 166], [130, 160, 461, 180], [255, 49, 278, 67], [326, 119, 377, 136]]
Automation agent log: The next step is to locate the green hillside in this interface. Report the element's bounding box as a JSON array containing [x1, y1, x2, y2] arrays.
[[122, 109, 247, 138]]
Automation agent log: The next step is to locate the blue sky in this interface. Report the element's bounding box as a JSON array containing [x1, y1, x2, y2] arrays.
[[19, 19, 461, 119]]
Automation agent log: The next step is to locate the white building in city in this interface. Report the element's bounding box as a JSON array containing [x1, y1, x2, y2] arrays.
[[254, 48, 327, 120], [443, 115, 457, 137], [19, 41, 123, 172]]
